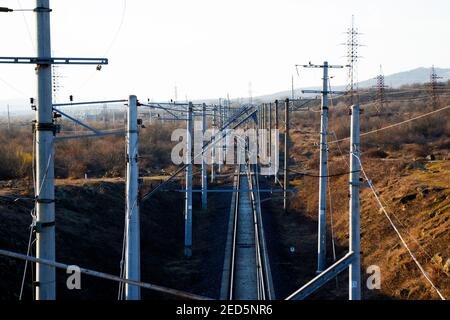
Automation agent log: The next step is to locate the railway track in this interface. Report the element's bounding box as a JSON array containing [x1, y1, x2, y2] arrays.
[[220, 163, 275, 300]]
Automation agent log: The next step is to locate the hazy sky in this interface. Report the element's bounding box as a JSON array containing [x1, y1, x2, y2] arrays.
[[0, 0, 449, 106]]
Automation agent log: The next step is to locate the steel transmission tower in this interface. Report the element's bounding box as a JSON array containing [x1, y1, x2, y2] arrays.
[[345, 15, 363, 104], [375, 66, 388, 112], [428, 66, 442, 109]]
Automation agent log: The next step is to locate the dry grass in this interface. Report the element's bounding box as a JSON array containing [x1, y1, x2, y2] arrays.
[[0, 120, 181, 180]]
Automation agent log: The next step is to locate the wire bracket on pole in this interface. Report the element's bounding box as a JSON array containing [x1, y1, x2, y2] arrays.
[[33, 221, 56, 233], [34, 7, 52, 12]]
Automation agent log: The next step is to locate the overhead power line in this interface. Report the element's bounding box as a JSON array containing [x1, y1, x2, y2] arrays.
[[355, 155, 446, 300], [331, 105, 450, 144]]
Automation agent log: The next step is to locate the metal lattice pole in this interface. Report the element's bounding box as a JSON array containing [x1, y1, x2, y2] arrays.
[[429, 66, 442, 109], [375, 66, 388, 112]]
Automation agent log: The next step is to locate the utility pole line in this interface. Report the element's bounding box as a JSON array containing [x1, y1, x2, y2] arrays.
[[300, 61, 345, 273], [281, 108, 363, 302], [349, 103, 361, 300], [125, 95, 141, 300], [201, 103, 207, 209], [184, 103, 193, 257], [283, 99, 289, 212]]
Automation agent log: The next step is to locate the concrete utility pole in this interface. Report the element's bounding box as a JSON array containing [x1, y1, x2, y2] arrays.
[[227, 94, 231, 119], [261, 104, 265, 157], [256, 105, 260, 159], [349, 104, 361, 300], [269, 102, 272, 170], [292, 75, 295, 100], [274, 100, 279, 183], [211, 105, 216, 183], [125, 95, 141, 300], [201, 103, 207, 209], [184, 103, 193, 257], [0, 1, 108, 300], [300, 61, 345, 273], [35, 0, 56, 300], [317, 64, 329, 272], [218, 103, 223, 173], [224, 99, 229, 166], [264, 103, 268, 156], [283, 99, 290, 212], [103, 104, 107, 128], [7, 104, 11, 130]]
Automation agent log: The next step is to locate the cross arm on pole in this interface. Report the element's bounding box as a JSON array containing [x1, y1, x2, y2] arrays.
[[53, 99, 126, 107], [53, 107, 100, 134], [297, 63, 346, 69], [140, 103, 183, 119], [0, 57, 108, 65], [54, 130, 125, 142], [302, 90, 346, 95]]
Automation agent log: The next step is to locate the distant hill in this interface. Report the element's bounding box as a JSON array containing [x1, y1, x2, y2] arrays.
[[2, 67, 450, 113], [358, 67, 450, 88], [253, 67, 450, 102]]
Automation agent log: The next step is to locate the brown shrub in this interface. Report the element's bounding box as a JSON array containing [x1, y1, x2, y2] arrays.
[[366, 148, 389, 158]]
